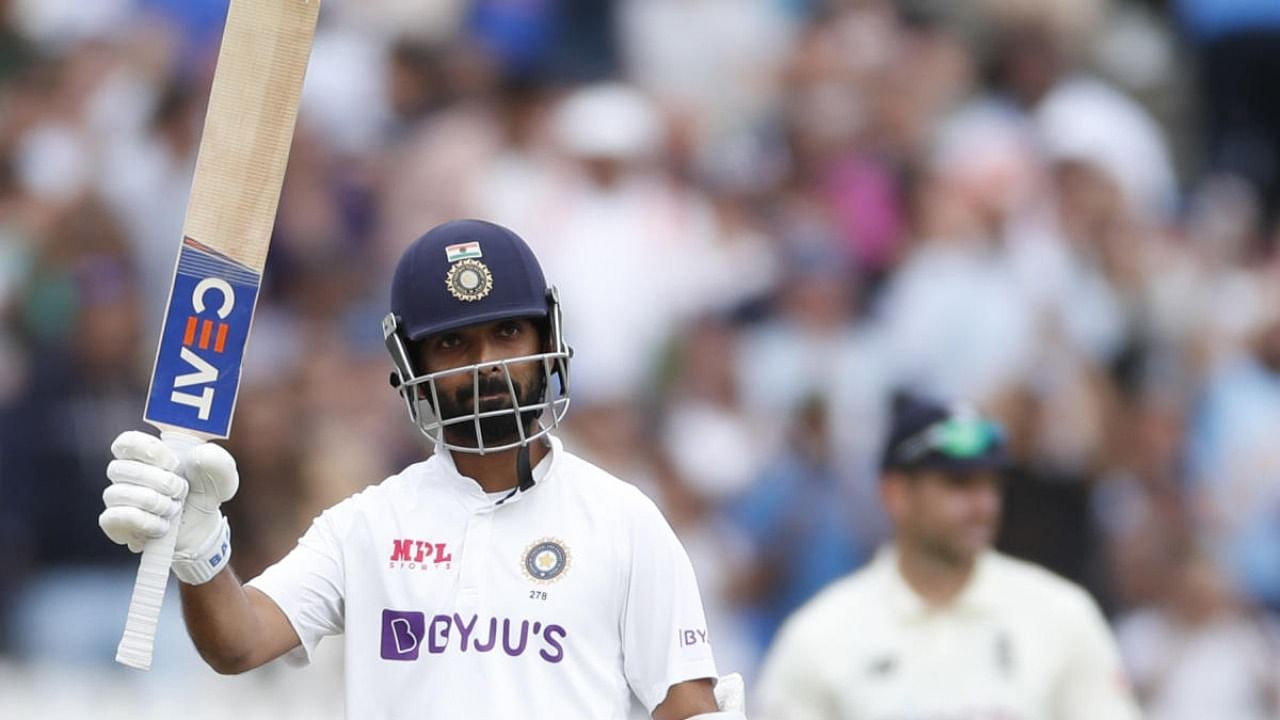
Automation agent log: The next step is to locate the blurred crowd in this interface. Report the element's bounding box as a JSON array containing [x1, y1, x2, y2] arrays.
[[2, 0, 1280, 717]]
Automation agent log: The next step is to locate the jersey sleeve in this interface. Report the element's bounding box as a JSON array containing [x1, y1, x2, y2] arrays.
[[755, 609, 837, 720], [620, 490, 719, 712], [246, 500, 350, 665], [1054, 589, 1143, 720]]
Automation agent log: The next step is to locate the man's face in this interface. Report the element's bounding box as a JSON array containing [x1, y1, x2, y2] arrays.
[[884, 468, 1003, 566], [418, 318, 546, 448]]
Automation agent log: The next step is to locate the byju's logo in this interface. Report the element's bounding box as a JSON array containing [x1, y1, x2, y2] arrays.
[[381, 609, 426, 660], [678, 628, 709, 648], [388, 538, 454, 570], [379, 610, 567, 664]]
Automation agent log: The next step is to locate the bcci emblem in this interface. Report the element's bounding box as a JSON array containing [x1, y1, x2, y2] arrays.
[[445, 259, 493, 302], [522, 538, 571, 584]]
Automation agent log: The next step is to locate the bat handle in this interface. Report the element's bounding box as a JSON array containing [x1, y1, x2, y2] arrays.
[[115, 430, 203, 670]]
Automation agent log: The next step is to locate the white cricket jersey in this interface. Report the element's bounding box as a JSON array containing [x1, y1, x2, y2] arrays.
[[247, 436, 718, 719], [756, 547, 1142, 720]]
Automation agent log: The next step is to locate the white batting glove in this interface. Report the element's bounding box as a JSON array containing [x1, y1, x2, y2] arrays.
[[99, 430, 239, 585], [687, 673, 748, 719], [715, 673, 746, 713]]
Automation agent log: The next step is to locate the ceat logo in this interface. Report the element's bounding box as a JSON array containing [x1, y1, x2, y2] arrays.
[[145, 236, 261, 438], [389, 539, 454, 570], [168, 278, 235, 420]]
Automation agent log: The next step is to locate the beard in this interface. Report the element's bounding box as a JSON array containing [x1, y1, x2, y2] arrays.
[[916, 533, 974, 569], [435, 368, 546, 449], [913, 518, 995, 569]]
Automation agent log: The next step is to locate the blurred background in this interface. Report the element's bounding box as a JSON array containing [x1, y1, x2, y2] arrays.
[[1, 0, 1279, 717]]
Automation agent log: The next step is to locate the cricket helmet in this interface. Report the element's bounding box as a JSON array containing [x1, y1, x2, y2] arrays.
[[383, 219, 571, 454]]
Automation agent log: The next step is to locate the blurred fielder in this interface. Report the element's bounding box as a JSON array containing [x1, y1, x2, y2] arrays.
[[756, 395, 1141, 720], [99, 220, 746, 719]]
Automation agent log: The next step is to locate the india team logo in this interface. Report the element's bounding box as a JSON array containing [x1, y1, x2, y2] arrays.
[[522, 537, 571, 584], [445, 258, 494, 302]]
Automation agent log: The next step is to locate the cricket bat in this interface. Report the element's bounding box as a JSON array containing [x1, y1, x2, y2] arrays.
[[115, 0, 321, 671]]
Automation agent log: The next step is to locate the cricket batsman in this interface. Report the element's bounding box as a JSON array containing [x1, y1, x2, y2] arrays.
[[98, 220, 747, 719], [755, 395, 1142, 720]]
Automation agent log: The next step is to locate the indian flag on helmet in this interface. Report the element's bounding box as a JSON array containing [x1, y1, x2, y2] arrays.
[[445, 242, 483, 262]]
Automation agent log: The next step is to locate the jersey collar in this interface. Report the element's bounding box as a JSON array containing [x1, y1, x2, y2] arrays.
[[432, 436, 562, 509]]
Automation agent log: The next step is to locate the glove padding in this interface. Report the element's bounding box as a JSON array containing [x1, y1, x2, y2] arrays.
[[714, 673, 745, 713], [99, 430, 239, 584], [687, 673, 748, 719]]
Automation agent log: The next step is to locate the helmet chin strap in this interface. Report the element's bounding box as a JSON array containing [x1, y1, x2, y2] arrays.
[[516, 442, 535, 492], [496, 438, 537, 506]]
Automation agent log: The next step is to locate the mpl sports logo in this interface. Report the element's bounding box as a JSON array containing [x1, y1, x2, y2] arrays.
[[388, 538, 454, 570], [145, 237, 261, 437]]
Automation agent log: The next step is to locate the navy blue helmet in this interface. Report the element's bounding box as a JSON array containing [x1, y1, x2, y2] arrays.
[[383, 219, 571, 453]]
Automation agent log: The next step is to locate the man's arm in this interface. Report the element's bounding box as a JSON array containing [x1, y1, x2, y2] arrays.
[[619, 491, 723, 713], [653, 678, 719, 720], [180, 567, 301, 674]]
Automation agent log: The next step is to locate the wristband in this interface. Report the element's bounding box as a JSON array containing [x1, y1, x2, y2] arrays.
[[172, 518, 232, 585]]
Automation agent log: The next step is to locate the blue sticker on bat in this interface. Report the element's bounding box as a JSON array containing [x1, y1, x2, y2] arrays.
[[144, 237, 262, 438]]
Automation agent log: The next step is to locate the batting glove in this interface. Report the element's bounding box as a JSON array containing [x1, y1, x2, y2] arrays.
[[99, 430, 239, 585]]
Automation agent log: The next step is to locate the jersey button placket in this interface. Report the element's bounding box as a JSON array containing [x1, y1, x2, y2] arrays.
[[455, 506, 494, 613]]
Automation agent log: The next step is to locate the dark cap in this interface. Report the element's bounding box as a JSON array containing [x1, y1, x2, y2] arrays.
[[390, 219, 550, 342], [881, 393, 1009, 474]]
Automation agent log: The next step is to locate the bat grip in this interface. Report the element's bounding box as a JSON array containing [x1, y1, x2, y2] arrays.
[[115, 430, 202, 670]]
